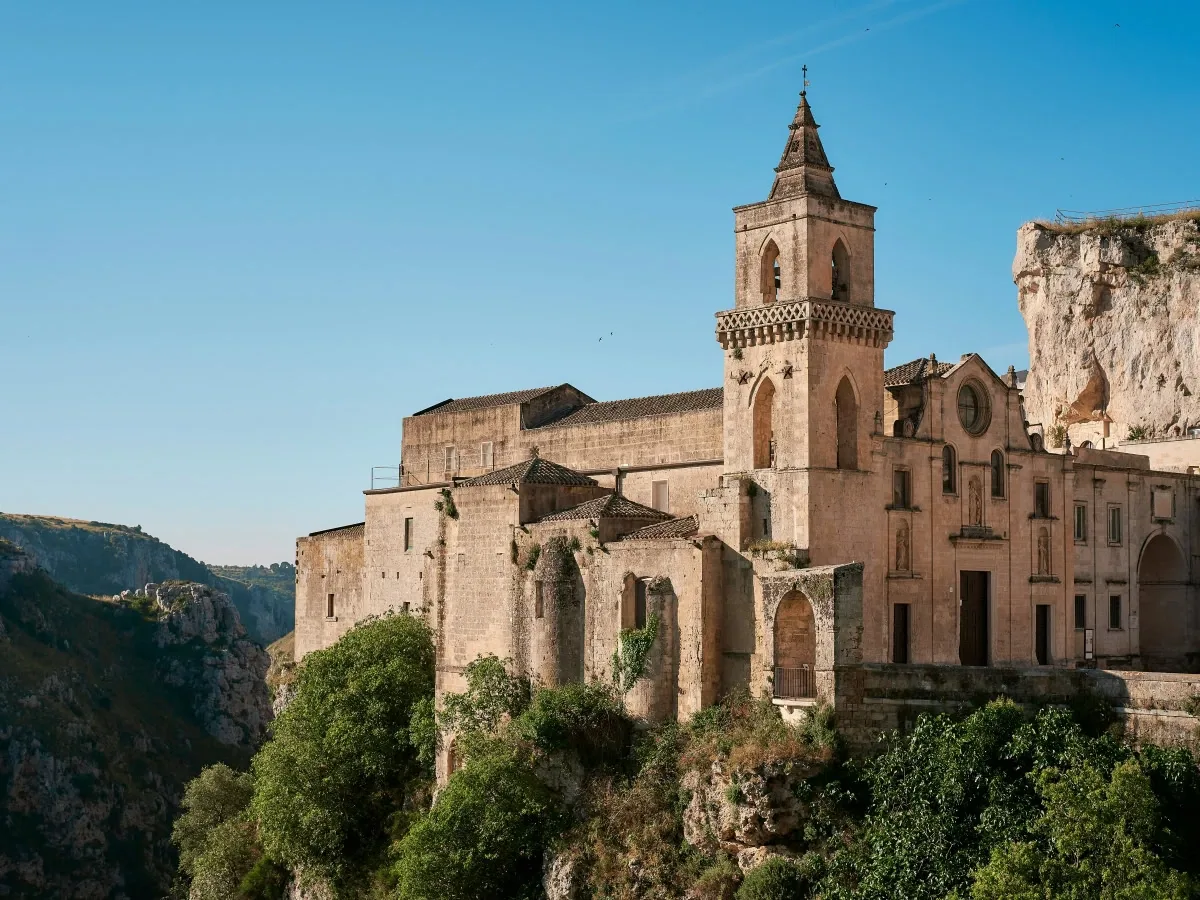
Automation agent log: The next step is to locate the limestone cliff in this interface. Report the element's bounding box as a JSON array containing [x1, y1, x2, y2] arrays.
[[0, 541, 268, 898], [1013, 215, 1200, 445], [0, 512, 294, 643]]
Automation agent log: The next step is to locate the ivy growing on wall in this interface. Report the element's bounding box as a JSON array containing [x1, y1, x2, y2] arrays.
[[611, 613, 659, 693], [525, 543, 541, 571], [434, 488, 458, 520]]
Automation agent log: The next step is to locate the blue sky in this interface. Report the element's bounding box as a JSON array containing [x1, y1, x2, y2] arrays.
[[2, 1, 1197, 564]]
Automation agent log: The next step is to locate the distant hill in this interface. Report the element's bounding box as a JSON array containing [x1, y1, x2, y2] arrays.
[[0, 513, 293, 644], [0, 540, 265, 898]]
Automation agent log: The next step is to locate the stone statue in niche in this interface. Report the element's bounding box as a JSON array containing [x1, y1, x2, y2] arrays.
[[1037, 527, 1051, 575], [895, 520, 910, 572], [968, 477, 983, 527]]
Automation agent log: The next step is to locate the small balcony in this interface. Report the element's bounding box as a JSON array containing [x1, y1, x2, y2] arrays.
[[773, 665, 815, 700]]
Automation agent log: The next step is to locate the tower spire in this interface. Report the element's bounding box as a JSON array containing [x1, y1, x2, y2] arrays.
[[768, 72, 839, 201]]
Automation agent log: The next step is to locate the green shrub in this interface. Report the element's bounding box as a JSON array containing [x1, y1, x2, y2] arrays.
[[439, 654, 531, 742], [251, 613, 435, 885], [393, 745, 567, 900], [736, 856, 813, 900], [510, 681, 632, 770]]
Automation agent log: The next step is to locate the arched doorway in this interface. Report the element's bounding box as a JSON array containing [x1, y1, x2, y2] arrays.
[[753, 378, 776, 469], [773, 590, 816, 698], [1139, 534, 1189, 666], [835, 376, 857, 469]]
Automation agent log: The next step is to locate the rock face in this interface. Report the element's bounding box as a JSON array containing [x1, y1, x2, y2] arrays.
[[131, 581, 273, 746], [1014, 217, 1200, 445], [0, 512, 295, 643], [0, 549, 262, 898], [682, 757, 824, 870]]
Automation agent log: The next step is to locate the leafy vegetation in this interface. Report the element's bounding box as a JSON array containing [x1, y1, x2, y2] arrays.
[[612, 612, 660, 693], [1126, 424, 1151, 441]]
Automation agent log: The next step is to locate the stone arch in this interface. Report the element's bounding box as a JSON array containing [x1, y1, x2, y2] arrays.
[[773, 589, 816, 698], [1138, 533, 1189, 664], [831, 238, 850, 301], [760, 239, 781, 304], [835, 375, 858, 470], [753, 377, 777, 469]]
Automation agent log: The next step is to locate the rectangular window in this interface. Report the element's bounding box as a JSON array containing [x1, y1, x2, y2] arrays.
[[1073, 503, 1088, 542], [1035, 604, 1051, 665], [892, 468, 912, 509], [481, 441, 494, 470], [402, 601, 410, 615], [1109, 595, 1122, 630], [1074, 594, 1087, 630], [1034, 481, 1050, 518], [534, 581, 544, 619], [1108, 505, 1123, 545], [634, 579, 648, 629], [1152, 488, 1174, 520], [326, 593, 335, 618], [652, 480, 669, 512], [892, 604, 910, 664], [404, 517, 414, 551]]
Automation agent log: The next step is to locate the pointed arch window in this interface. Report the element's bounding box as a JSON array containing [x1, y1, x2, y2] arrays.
[[990, 450, 1005, 498], [761, 241, 781, 304], [942, 445, 957, 494], [831, 240, 850, 301], [753, 378, 777, 469], [835, 376, 858, 469]]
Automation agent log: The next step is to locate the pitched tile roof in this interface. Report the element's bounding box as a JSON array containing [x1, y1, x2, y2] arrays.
[[884, 358, 954, 387], [460, 456, 597, 487], [411, 386, 562, 417], [533, 388, 723, 429], [620, 515, 699, 541], [538, 493, 671, 523], [307, 522, 365, 538]]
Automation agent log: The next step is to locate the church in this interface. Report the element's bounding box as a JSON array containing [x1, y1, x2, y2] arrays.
[[294, 88, 1199, 769]]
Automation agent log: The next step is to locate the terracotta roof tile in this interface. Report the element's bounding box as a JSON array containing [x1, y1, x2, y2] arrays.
[[620, 515, 699, 541], [411, 386, 561, 417], [534, 388, 723, 429], [884, 358, 954, 387], [460, 457, 597, 487], [538, 494, 671, 523]]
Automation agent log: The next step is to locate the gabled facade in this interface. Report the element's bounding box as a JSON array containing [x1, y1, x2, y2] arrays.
[[295, 88, 1199, 770]]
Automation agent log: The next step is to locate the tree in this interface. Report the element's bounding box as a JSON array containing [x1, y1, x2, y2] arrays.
[[392, 744, 566, 900], [251, 613, 435, 884], [971, 759, 1192, 900]]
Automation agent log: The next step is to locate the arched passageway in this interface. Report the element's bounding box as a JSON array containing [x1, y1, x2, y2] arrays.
[[753, 378, 777, 469], [773, 590, 816, 698], [1139, 534, 1190, 666]]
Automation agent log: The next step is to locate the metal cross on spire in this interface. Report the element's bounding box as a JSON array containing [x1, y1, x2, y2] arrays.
[[802, 64, 810, 96]]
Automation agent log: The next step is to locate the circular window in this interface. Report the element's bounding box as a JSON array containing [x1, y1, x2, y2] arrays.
[[957, 382, 990, 435]]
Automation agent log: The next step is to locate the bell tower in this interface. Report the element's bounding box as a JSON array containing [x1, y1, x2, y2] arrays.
[[716, 85, 893, 556]]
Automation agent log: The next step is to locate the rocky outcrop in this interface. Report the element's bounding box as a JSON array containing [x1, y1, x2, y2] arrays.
[[1014, 217, 1200, 445], [121, 582, 273, 746], [682, 757, 825, 871], [0, 513, 295, 643]]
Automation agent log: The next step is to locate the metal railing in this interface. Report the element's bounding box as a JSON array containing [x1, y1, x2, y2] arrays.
[[773, 666, 815, 700], [1054, 200, 1200, 225]]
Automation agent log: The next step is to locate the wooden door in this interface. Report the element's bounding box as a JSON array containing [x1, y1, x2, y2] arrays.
[[959, 571, 989, 666]]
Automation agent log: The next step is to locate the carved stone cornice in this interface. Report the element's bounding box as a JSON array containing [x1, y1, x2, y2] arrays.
[[715, 298, 894, 350]]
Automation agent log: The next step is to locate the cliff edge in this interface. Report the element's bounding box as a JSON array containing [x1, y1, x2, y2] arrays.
[[1014, 215, 1200, 445]]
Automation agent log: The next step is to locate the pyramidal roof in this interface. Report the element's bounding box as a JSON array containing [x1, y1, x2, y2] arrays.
[[537, 493, 671, 523], [460, 456, 597, 487], [769, 91, 840, 201]]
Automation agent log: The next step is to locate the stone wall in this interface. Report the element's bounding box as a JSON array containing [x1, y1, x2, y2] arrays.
[[294, 524, 365, 660], [836, 661, 1200, 753]]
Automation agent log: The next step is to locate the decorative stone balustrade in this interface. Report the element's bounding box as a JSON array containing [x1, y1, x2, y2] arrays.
[[715, 298, 894, 349]]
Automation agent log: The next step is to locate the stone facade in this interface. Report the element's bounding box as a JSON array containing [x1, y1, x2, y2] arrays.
[[295, 90, 1200, 764]]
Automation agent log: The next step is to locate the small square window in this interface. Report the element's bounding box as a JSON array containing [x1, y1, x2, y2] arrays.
[[404, 517, 414, 551], [1073, 503, 1087, 542], [1109, 595, 1122, 630], [1074, 594, 1086, 630], [326, 593, 335, 618]]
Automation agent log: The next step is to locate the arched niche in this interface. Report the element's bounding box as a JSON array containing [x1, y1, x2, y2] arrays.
[[1138, 534, 1189, 664], [835, 376, 858, 470], [753, 377, 777, 469]]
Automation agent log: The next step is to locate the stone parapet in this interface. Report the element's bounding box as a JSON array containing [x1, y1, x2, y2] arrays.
[[715, 298, 894, 350]]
